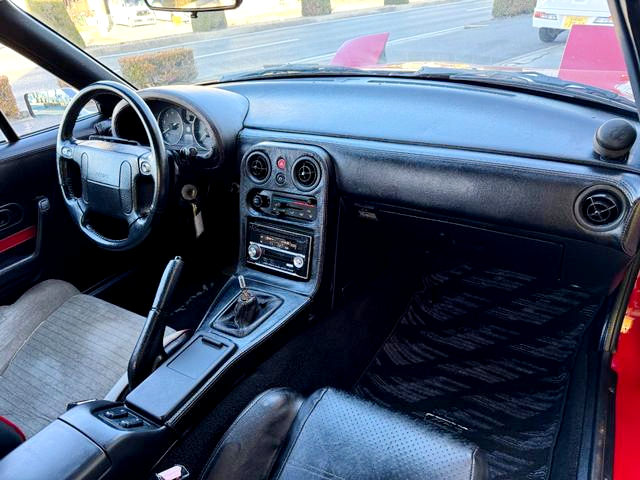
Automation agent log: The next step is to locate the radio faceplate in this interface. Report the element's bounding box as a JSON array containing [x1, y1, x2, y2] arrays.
[[250, 190, 317, 222], [246, 223, 313, 279]]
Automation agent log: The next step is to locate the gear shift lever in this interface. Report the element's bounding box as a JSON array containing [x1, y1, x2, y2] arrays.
[[213, 275, 283, 337], [232, 275, 259, 329], [128, 256, 184, 390]]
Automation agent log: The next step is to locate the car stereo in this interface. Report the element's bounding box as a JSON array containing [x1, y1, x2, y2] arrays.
[[246, 222, 312, 279], [249, 190, 317, 222]]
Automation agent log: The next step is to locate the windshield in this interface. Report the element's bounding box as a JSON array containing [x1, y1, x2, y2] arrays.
[[11, 0, 635, 106]]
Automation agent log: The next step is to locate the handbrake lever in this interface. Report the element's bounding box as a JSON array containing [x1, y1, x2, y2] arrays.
[[128, 256, 184, 390]]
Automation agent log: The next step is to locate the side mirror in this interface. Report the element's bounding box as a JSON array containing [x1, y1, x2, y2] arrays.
[[144, 0, 242, 14], [24, 89, 97, 118], [24, 88, 73, 118]]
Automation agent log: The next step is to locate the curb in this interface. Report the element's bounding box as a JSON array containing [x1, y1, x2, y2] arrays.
[[88, 0, 454, 58]]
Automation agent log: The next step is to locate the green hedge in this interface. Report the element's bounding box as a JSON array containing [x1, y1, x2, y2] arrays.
[[0, 76, 20, 119], [119, 48, 198, 88], [302, 0, 331, 16], [25, 0, 86, 49], [191, 11, 228, 32], [492, 0, 535, 17]]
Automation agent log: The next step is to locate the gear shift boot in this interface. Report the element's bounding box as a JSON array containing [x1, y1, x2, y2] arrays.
[[213, 276, 283, 337], [233, 289, 259, 328]]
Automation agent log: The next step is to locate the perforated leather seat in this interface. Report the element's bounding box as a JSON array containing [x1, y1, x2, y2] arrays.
[[202, 387, 488, 480]]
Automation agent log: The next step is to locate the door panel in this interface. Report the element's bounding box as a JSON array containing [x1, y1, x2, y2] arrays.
[[0, 131, 58, 301], [0, 119, 105, 303], [0, 116, 144, 304]]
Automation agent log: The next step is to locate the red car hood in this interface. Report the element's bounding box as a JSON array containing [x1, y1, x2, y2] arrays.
[[331, 26, 631, 99]]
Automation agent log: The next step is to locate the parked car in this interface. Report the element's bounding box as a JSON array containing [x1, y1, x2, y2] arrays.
[[533, 0, 613, 42], [109, 0, 156, 27]]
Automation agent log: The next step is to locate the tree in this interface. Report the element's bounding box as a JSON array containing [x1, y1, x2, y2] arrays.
[[191, 11, 228, 31], [301, 0, 331, 17], [25, 0, 86, 48]]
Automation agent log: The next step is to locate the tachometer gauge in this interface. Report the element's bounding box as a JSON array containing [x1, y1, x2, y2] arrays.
[[194, 118, 213, 150], [159, 108, 184, 145]]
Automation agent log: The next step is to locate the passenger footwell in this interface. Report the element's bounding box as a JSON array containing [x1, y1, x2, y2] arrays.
[[354, 264, 602, 480]]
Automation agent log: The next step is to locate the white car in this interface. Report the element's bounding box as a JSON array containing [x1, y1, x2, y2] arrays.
[[533, 0, 613, 42], [109, 0, 157, 27]]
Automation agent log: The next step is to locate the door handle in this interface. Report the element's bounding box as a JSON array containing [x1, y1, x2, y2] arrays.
[[0, 204, 23, 233], [0, 211, 10, 229]]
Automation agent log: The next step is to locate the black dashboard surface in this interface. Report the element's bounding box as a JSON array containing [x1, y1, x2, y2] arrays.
[[220, 78, 640, 256], [123, 78, 640, 261], [220, 77, 640, 167]]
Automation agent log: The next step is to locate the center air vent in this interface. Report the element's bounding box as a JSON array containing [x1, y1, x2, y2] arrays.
[[246, 152, 271, 183], [292, 157, 320, 190], [578, 190, 623, 227]]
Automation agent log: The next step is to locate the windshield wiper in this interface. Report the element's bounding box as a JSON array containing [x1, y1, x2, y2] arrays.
[[412, 67, 635, 111]]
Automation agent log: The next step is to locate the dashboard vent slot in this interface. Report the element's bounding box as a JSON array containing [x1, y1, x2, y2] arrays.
[[247, 152, 270, 182], [580, 191, 622, 227], [293, 157, 320, 190]]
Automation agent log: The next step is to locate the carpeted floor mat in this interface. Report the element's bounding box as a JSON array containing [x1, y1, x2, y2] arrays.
[[354, 264, 602, 480]]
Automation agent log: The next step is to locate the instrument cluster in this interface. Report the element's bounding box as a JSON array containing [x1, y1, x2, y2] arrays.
[[112, 99, 218, 163], [157, 106, 214, 153]]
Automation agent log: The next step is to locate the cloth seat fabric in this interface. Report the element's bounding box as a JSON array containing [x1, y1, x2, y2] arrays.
[[0, 280, 148, 437]]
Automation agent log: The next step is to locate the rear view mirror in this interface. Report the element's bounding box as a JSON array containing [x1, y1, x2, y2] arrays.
[[144, 0, 242, 13]]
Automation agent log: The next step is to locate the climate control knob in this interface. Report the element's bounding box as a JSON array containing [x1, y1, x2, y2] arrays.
[[248, 244, 262, 261], [252, 195, 264, 208]]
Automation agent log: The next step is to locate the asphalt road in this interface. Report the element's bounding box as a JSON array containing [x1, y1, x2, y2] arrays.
[[95, 0, 567, 83]]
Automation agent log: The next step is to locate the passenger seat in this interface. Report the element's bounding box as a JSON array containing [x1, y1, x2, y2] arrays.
[[200, 387, 487, 480]]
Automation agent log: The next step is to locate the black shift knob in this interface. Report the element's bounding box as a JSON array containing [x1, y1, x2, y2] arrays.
[[233, 275, 259, 328]]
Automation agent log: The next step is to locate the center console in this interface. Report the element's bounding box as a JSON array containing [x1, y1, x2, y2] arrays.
[[124, 141, 332, 426], [236, 142, 332, 296]]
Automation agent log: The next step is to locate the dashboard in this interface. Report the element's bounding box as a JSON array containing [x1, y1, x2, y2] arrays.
[[111, 80, 640, 294]]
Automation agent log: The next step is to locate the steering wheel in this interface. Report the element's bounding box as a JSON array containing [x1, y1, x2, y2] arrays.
[[57, 81, 169, 251]]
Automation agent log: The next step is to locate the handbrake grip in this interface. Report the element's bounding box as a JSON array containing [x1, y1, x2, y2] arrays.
[[152, 257, 184, 313], [128, 256, 184, 390]]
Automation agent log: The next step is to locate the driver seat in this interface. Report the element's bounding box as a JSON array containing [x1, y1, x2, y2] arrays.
[[0, 279, 165, 439]]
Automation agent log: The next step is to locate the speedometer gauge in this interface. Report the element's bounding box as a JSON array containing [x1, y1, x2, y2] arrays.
[[159, 108, 184, 145], [194, 118, 213, 150]]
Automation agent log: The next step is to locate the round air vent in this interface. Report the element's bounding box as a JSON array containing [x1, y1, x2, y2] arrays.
[[292, 157, 321, 190], [246, 152, 271, 183], [578, 190, 623, 228]]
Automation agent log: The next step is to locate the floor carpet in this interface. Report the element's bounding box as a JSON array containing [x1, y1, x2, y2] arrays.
[[354, 264, 602, 479]]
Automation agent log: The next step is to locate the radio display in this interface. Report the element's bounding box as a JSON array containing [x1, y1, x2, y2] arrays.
[[259, 233, 297, 251]]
